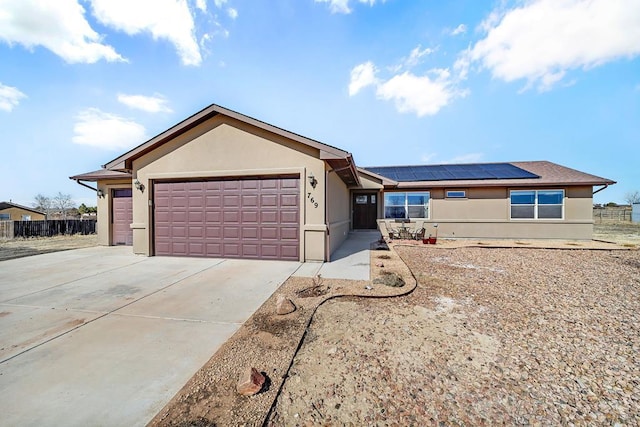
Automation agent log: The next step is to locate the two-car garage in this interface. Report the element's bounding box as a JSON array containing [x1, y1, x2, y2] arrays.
[[153, 177, 300, 260]]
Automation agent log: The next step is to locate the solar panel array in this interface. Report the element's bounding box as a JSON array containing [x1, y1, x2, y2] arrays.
[[365, 163, 539, 182]]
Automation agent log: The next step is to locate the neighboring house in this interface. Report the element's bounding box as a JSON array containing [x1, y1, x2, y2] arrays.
[[633, 203, 640, 224], [71, 104, 615, 262], [0, 201, 46, 221]]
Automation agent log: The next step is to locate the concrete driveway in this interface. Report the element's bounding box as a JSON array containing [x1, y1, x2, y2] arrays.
[[0, 246, 300, 426]]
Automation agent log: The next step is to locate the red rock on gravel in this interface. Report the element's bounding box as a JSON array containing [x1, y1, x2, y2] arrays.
[[236, 367, 265, 396]]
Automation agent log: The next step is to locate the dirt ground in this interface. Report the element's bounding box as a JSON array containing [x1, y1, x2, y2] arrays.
[[0, 234, 97, 261], [269, 246, 640, 425], [593, 221, 640, 246]]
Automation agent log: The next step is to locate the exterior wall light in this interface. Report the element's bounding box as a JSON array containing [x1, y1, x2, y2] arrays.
[[96, 189, 105, 198], [308, 173, 317, 189], [134, 179, 145, 192]]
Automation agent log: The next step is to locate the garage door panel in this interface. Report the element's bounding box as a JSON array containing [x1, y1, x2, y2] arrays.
[[281, 245, 298, 258], [242, 227, 259, 239], [281, 227, 298, 240], [260, 195, 277, 208], [223, 211, 240, 223], [241, 211, 259, 223], [205, 211, 221, 222], [155, 177, 299, 260], [206, 226, 221, 238], [280, 211, 299, 224], [223, 243, 240, 256], [224, 226, 240, 238], [205, 195, 221, 208], [280, 194, 298, 207]]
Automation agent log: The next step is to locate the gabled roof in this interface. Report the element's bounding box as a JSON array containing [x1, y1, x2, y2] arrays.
[[0, 201, 45, 215], [364, 161, 615, 189], [69, 169, 132, 182], [102, 104, 360, 186]]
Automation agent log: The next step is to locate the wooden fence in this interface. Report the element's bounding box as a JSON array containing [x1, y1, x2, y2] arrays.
[[0, 220, 12, 239], [1, 220, 97, 239], [593, 208, 632, 222]]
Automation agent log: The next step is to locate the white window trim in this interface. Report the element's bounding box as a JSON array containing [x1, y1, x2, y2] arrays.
[[510, 189, 565, 220], [446, 190, 466, 199], [384, 191, 431, 219]]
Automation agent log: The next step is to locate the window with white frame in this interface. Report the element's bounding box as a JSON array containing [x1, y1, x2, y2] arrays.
[[384, 192, 430, 219], [510, 190, 564, 219], [446, 190, 466, 198], [21, 215, 31, 221], [0, 213, 9, 220]]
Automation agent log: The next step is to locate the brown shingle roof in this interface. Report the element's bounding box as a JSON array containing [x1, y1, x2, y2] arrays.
[[69, 169, 132, 182]]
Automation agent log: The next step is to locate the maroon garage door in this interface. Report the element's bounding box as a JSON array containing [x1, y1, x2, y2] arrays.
[[154, 177, 300, 260]]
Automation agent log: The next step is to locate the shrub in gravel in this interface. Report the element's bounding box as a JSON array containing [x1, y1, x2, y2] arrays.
[[373, 272, 405, 287]]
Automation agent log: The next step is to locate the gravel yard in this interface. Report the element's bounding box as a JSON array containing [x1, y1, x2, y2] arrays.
[[269, 245, 640, 425], [0, 234, 97, 261]]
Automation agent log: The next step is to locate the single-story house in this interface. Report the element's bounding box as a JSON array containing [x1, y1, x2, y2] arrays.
[[71, 104, 615, 262], [0, 201, 46, 221]]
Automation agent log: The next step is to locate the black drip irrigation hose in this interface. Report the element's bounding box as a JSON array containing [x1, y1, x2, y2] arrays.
[[261, 247, 420, 426]]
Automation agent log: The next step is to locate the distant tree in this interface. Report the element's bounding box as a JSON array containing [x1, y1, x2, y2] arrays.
[[78, 203, 97, 215], [624, 191, 640, 205], [33, 194, 52, 218], [52, 192, 75, 219], [606, 202, 618, 207]]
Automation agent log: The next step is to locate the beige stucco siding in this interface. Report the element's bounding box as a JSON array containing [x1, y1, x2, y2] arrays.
[[131, 116, 328, 261], [326, 166, 350, 256], [382, 185, 595, 240], [95, 179, 132, 246], [0, 207, 45, 221]]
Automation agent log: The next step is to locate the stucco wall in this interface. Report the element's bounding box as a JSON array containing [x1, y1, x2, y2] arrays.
[[131, 116, 328, 261], [0, 207, 45, 221], [326, 166, 350, 257], [382, 185, 595, 240], [95, 179, 132, 246]]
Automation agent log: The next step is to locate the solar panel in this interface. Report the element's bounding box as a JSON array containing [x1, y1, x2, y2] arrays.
[[366, 163, 539, 182]]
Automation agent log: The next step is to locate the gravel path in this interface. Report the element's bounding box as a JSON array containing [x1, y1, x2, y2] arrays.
[[270, 246, 640, 425]]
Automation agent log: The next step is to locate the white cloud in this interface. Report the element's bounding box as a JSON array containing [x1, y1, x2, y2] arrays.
[[213, 0, 227, 6], [315, 0, 382, 14], [0, 83, 26, 112], [421, 152, 437, 163], [89, 0, 202, 66], [469, 0, 640, 91], [451, 24, 466, 36], [405, 45, 434, 68], [348, 61, 378, 95], [443, 153, 484, 164], [350, 55, 467, 117], [376, 70, 461, 117], [0, 0, 124, 64], [194, 0, 207, 12], [117, 93, 172, 113], [72, 108, 147, 150], [227, 7, 238, 19]]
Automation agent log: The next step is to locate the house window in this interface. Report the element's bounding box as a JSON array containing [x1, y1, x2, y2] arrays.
[[384, 192, 430, 219], [21, 215, 31, 221], [446, 190, 466, 198], [510, 190, 564, 219], [0, 213, 9, 220]]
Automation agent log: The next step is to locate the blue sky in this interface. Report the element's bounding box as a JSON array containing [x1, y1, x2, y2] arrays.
[[1, 0, 638, 208]]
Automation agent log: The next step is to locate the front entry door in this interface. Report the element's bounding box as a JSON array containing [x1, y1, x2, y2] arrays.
[[353, 193, 378, 229]]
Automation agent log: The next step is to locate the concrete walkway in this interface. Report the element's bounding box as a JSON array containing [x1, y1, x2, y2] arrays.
[[294, 230, 381, 280], [0, 247, 299, 427]]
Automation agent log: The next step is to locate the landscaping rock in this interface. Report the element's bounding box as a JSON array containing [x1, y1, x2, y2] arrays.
[[236, 367, 265, 396], [372, 272, 405, 288], [276, 295, 296, 315]]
